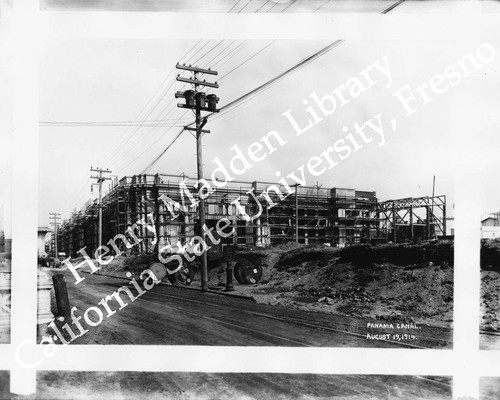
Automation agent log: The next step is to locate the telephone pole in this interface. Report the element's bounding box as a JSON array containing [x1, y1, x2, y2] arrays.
[[291, 184, 299, 243], [175, 63, 219, 292], [49, 212, 61, 258], [90, 167, 112, 259]]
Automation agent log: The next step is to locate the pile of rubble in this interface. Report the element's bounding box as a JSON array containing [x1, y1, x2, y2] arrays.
[[480, 240, 500, 331], [297, 286, 376, 304], [230, 241, 454, 327]]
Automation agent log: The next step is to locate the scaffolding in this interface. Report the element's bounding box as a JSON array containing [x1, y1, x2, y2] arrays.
[[57, 173, 385, 257], [378, 195, 447, 243]]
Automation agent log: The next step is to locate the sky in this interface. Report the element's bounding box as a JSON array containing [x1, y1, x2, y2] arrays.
[[38, 31, 500, 225]]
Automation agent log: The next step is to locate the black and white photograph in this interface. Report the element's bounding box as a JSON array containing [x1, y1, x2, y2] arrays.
[[478, 94, 500, 350], [480, 210, 500, 350], [39, 0, 500, 13], [37, 36, 461, 349], [1, 0, 500, 399], [0, 0, 12, 345], [0, 371, 455, 400], [480, 377, 500, 400]]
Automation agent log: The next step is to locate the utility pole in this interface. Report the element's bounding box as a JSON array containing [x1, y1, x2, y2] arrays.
[[431, 175, 435, 239], [175, 63, 219, 292], [49, 212, 61, 258], [291, 183, 299, 244], [90, 167, 112, 259]]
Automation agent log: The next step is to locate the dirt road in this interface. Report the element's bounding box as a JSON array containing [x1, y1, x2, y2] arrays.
[[42, 269, 451, 348], [480, 377, 500, 400], [2, 371, 453, 400], [480, 331, 500, 350]]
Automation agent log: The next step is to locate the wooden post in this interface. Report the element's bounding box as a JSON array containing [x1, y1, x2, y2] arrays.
[[52, 274, 71, 320]]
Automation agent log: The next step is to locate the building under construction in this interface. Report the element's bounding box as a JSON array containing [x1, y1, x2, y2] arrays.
[[57, 173, 447, 258]]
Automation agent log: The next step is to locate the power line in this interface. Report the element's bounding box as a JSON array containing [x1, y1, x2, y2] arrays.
[[216, 40, 344, 117], [204, 40, 236, 67], [381, 0, 406, 13], [192, 40, 225, 66], [227, 0, 244, 12], [117, 109, 190, 175], [97, 73, 177, 168], [99, 38, 209, 169], [219, 40, 275, 81], [141, 126, 186, 174], [280, 0, 297, 12], [66, 42, 201, 205], [181, 39, 203, 63], [266, 0, 280, 13], [213, 41, 248, 68], [144, 40, 344, 171], [237, 0, 252, 13], [313, 0, 330, 12], [39, 119, 192, 127], [255, 0, 272, 12]]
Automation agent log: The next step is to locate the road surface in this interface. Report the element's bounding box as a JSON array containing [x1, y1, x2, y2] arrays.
[[480, 331, 500, 350], [42, 269, 451, 348], [2, 371, 453, 400]]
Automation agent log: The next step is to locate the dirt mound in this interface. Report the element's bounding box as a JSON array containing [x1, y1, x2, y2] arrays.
[[338, 241, 454, 267], [203, 242, 454, 327], [480, 240, 500, 331], [481, 270, 500, 331], [482, 239, 500, 270]]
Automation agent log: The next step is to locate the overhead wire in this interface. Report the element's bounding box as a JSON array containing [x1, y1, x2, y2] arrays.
[[64, 39, 206, 211], [67, 0, 407, 212], [266, 0, 280, 12], [143, 40, 344, 173], [313, 0, 330, 13], [254, 0, 272, 12], [218, 40, 275, 81], [237, 0, 253, 13], [121, 39, 257, 172], [191, 40, 225, 66], [381, 0, 406, 14], [141, 126, 186, 174], [99, 75, 177, 168], [227, 0, 244, 12], [117, 110, 190, 174], [39, 119, 192, 127], [113, 38, 230, 172], [204, 40, 236, 67], [102, 39, 218, 170], [212, 40, 345, 119], [181, 40, 203, 63], [213, 40, 248, 68], [105, 39, 210, 168], [280, 0, 297, 12]]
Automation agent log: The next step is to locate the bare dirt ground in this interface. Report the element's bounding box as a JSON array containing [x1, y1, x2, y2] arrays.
[[480, 377, 500, 400], [481, 239, 500, 330], [2, 371, 453, 400], [480, 239, 500, 349], [40, 267, 452, 347], [74, 241, 454, 330], [202, 242, 454, 329], [480, 270, 500, 332]]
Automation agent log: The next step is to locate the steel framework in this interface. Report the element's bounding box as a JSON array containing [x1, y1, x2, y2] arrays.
[[378, 195, 446, 243]]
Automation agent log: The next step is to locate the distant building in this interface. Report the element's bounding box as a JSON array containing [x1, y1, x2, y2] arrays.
[[38, 227, 51, 257], [56, 173, 448, 257], [446, 217, 455, 236], [481, 215, 500, 239]]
